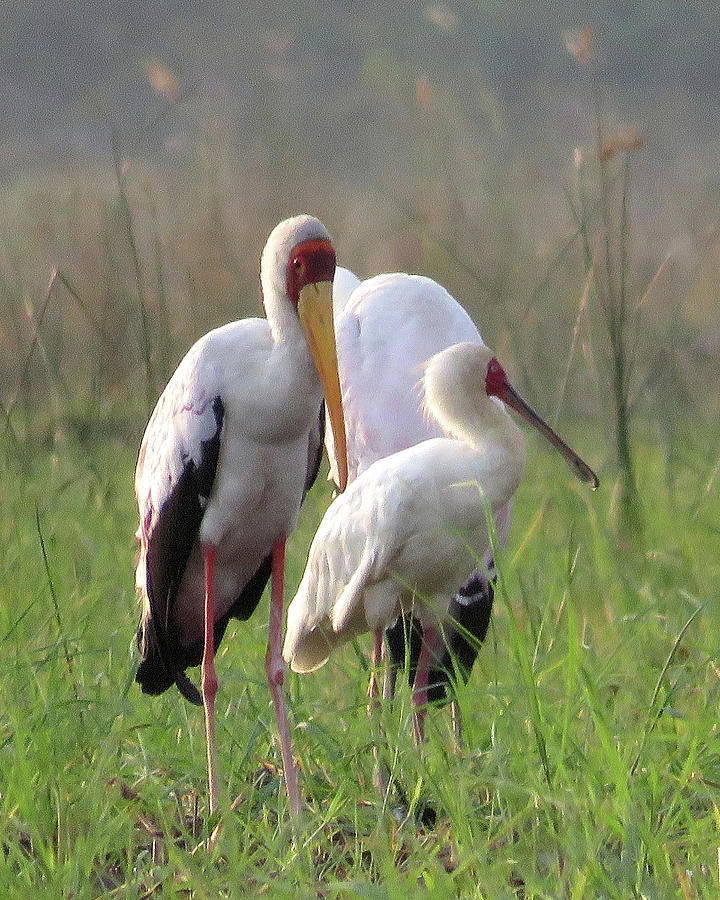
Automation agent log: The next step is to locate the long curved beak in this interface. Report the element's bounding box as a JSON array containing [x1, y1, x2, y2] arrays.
[[500, 381, 599, 489], [297, 280, 348, 492]]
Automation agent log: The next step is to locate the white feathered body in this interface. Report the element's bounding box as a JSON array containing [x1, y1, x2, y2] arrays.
[[136, 317, 323, 647], [284, 343, 526, 674], [328, 271, 484, 483]]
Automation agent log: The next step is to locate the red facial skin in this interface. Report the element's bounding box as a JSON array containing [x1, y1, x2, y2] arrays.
[[485, 356, 507, 398], [484, 354, 600, 489], [286, 239, 336, 307]]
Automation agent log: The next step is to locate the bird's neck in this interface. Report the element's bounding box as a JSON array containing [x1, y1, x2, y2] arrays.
[[451, 400, 522, 449], [262, 269, 304, 347], [258, 276, 322, 438], [262, 270, 319, 386], [431, 395, 526, 489]]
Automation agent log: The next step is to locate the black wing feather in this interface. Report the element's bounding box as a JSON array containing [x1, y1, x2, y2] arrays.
[[136, 397, 225, 704], [304, 403, 325, 498], [385, 568, 495, 704], [136, 399, 326, 705]]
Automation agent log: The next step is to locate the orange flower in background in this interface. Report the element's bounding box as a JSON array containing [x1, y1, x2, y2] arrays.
[[145, 58, 182, 102], [600, 126, 645, 163], [562, 25, 593, 64], [416, 75, 434, 110], [423, 4, 459, 33]]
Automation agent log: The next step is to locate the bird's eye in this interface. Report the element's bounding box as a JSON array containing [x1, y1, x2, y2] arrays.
[[293, 258, 303, 270]]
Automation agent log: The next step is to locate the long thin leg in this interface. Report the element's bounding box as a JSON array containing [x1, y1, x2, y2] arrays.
[[201, 545, 220, 817], [412, 625, 438, 745], [382, 634, 396, 703], [367, 629, 389, 799], [266, 538, 301, 820], [367, 628, 383, 711]]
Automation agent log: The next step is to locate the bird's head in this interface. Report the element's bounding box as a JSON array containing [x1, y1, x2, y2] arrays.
[[426, 342, 599, 489], [262, 215, 348, 491]]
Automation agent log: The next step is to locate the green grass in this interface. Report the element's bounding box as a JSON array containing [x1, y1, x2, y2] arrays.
[[2, 421, 719, 898], [1, 15, 717, 895]]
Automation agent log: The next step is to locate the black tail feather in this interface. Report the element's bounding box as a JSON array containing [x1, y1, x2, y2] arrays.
[[136, 618, 176, 696], [175, 671, 203, 705], [385, 572, 495, 704], [135, 553, 273, 705]]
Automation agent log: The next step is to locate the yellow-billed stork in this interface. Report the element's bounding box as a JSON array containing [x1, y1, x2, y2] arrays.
[[134, 214, 347, 821]]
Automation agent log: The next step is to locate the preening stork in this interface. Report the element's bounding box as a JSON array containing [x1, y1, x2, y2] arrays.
[[134, 214, 348, 821], [325, 269, 511, 725], [284, 341, 598, 741]]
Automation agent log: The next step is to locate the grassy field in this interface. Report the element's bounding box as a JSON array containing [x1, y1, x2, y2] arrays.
[[2, 48, 719, 891], [1, 408, 719, 896]]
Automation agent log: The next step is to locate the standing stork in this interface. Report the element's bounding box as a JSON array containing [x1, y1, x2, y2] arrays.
[[326, 269, 510, 728], [134, 214, 348, 821], [284, 342, 598, 743]]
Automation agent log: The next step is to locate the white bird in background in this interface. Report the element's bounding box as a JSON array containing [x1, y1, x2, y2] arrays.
[[134, 215, 348, 822], [325, 269, 510, 729], [284, 341, 598, 741]]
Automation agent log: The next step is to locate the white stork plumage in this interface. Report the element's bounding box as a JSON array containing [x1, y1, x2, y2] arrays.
[[283, 341, 598, 741], [325, 269, 510, 723], [134, 214, 348, 822]]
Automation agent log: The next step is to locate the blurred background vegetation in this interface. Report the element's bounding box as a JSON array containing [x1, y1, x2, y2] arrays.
[[1, 0, 718, 493], [2, 7, 719, 890]]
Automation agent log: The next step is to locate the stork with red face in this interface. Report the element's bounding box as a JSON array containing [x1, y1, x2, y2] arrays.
[[133, 215, 348, 825]]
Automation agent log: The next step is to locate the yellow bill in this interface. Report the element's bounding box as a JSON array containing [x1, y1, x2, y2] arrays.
[[297, 281, 348, 492]]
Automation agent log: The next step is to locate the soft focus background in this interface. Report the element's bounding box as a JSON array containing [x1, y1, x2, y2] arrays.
[[2, 1, 718, 434], [2, 3, 720, 896]]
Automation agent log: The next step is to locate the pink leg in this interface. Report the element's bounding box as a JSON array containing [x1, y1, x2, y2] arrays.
[[367, 629, 389, 799], [412, 626, 438, 745], [367, 628, 383, 710], [266, 538, 301, 820], [201, 545, 220, 817], [383, 635, 396, 703]]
